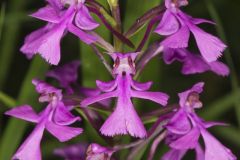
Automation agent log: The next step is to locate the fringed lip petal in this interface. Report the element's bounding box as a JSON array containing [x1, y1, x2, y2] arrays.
[[100, 98, 147, 138], [189, 24, 227, 62]]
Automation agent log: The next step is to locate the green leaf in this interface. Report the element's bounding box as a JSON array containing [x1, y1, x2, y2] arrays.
[[0, 57, 49, 160], [0, 0, 28, 89]]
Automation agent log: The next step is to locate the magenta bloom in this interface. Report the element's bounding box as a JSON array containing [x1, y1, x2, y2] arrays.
[[5, 79, 82, 160], [54, 144, 87, 160], [55, 143, 113, 160], [47, 60, 81, 93], [86, 143, 114, 160], [21, 0, 99, 65], [163, 48, 229, 76], [155, 0, 226, 62], [81, 53, 169, 138], [162, 82, 236, 160]]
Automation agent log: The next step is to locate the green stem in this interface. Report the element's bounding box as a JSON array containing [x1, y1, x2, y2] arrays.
[[0, 0, 28, 89], [0, 91, 16, 108]]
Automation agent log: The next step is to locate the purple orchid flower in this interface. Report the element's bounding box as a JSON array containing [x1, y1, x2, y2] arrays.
[[86, 143, 114, 160], [162, 82, 236, 160], [5, 79, 82, 160], [81, 53, 169, 138], [163, 48, 230, 76], [47, 60, 81, 93], [20, 0, 99, 65], [155, 0, 226, 62], [46, 60, 111, 107], [54, 143, 113, 160], [54, 143, 88, 160]]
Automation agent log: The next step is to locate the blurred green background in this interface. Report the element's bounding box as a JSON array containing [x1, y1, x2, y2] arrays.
[[0, 0, 240, 159]]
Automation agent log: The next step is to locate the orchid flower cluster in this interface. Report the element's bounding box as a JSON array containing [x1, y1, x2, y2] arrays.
[[5, 0, 237, 160]]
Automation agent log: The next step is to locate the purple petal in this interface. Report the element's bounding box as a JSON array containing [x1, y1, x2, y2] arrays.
[[20, 25, 50, 59], [131, 91, 169, 106], [100, 98, 147, 138], [169, 127, 201, 149], [47, 60, 80, 91], [5, 105, 39, 123], [53, 102, 80, 125], [54, 144, 87, 160], [178, 82, 204, 108], [13, 122, 45, 160], [203, 121, 228, 128], [155, 10, 179, 35], [162, 149, 187, 160], [195, 143, 204, 160], [81, 91, 117, 107], [200, 129, 236, 160], [166, 109, 191, 134], [181, 51, 211, 74], [189, 24, 226, 62], [161, 26, 190, 49], [75, 4, 99, 30], [46, 0, 63, 11], [68, 23, 97, 44], [96, 79, 118, 92], [30, 5, 60, 23], [209, 61, 230, 76], [131, 80, 152, 91], [21, 23, 66, 65], [46, 122, 83, 142], [191, 17, 215, 25], [162, 48, 186, 64]]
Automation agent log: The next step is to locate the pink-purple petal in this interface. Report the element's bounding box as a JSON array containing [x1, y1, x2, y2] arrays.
[[75, 4, 99, 30], [131, 91, 169, 106], [68, 23, 97, 44], [13, 122, 45, 160], [5, 105, 39, 123], [200, 129, 236, 160], [161, 26, 190, 49], [30, 5, 60, 23], [155, 10, 180, 36], [46, 122, 83, 142]]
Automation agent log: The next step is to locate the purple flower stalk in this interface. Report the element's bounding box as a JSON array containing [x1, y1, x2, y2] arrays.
[[155, 0, 226, 62], [5, 79, 82, 160], [20, 0, 99, 65], [81, 53, 169, 138], [162, 82, 236, 160], [163, 48, 230, 76]]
